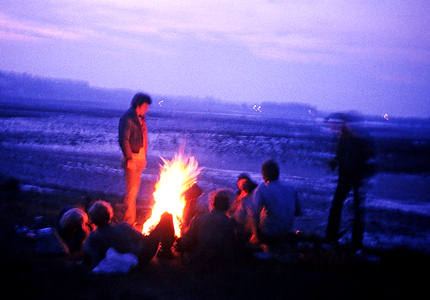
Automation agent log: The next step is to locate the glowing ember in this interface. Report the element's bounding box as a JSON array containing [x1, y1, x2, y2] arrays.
[[142, 151, 201, 237]]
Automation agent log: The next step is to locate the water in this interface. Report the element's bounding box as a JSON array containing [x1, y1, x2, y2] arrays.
[[1, 99, 429, 252]]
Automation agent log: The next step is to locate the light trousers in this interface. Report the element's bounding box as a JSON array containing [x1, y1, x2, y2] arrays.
[[123, 150, 146, 225]]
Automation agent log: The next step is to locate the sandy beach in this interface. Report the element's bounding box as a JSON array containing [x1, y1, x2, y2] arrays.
[[1, 99, 429, 299], [2, 178, 429, 299]]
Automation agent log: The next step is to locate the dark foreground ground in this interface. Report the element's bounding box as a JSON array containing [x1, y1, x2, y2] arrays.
[[1, 179, 429, 300]]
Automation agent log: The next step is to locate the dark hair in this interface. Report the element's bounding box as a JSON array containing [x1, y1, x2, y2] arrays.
[[131, 93, 152, 109], [88, 200, 113, 227], [237, 173, 257, 194], [261, 159, 279, 182], [237, 173, 251, 181], [211, 189, 233, 212], [243, 179, 257, 194]]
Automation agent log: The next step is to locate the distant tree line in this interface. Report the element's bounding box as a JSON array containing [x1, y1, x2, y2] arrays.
[[0, 70, 319, 118], [0, 70, 133, 108]]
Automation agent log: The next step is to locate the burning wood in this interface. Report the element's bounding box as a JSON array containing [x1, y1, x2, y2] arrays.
[[142, 151, 201, 237]]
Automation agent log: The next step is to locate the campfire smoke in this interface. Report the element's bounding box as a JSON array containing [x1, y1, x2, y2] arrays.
[[142, 151, 201, 237]]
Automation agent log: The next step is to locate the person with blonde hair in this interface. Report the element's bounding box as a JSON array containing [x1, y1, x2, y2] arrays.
[[57, 206, 91, 253], [84, 200, 174, 268]]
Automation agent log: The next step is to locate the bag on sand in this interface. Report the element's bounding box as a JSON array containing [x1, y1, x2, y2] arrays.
[[92, 248, 138, 274]]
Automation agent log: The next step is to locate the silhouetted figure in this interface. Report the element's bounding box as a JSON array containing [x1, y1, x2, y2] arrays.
[[57, 206, 91, 253], [233, 173, 258, 199], [118, 93, 152, 226], [325, 113, 375, 251], [253, 159, 301, 251], [182, 183, 203, 231], [228, 173, 257, 239], [176, 189, 247, 266], [84, 200, 174, 268]]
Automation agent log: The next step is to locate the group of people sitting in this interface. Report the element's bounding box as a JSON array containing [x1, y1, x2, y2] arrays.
[[57, 158, 302, 269]]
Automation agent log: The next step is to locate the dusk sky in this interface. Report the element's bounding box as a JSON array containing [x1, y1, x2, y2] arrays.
[[1, 1, 430, 117]]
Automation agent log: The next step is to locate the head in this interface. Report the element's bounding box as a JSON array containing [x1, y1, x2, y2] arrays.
[[261, 159, 280, 183], [88, 200, 113, 227], [210, 189, 234, 213], [237, 173, 250, 190], [59, 207, 89, 232], [237, 173, 257, 194], [131, 92, 152, 116], [325, 112, 360, 137]]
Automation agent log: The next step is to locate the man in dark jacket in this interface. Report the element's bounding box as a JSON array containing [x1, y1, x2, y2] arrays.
[[118, 93, 152, 226], [176, 189, 248, 266], [325, 114, 375, 251]]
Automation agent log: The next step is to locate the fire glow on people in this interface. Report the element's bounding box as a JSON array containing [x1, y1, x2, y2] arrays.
[[142, 151, 201, 237]]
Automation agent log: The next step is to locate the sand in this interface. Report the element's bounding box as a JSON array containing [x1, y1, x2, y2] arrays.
[[1, 181, 428, 300]]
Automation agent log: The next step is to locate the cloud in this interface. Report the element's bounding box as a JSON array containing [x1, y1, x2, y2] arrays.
[[0, 12, 84, 41], [2, 1, 430, 64], [82, 0, 430, 64], [0, 28, 41, 41]]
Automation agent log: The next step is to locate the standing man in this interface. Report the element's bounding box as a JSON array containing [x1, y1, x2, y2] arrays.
[[119, 93, 152, 226], [325, 113, 375, 251]]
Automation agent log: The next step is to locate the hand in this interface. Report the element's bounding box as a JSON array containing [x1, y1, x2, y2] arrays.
[[126, 159, 136, 170]]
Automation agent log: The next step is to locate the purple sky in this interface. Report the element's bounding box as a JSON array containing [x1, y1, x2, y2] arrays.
[[1, 1, 430, 117]]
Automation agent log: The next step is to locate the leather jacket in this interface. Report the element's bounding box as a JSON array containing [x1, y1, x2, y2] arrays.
[[118, 108, 148, 160]]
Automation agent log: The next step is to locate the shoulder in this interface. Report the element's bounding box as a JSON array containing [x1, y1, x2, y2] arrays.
[[189, 212, 207, 227], [254, 183, 268, 201], [84, 229, 103, 247], [211, 212, 235, 227], [255, 182, 267, 192], [120, 109, 135, 122], [115, 221, 133, 230], [114, 222, 140, 234], [114, 223, 144, 241]]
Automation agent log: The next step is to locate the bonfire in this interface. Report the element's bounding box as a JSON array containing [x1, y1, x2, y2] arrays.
[[142, 151, 201, 237]]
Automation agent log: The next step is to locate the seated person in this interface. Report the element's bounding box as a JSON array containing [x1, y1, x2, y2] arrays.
[[228, 173, 258, 238], [253, 159, 302, 252], [233, 173, 258, 202], [176, 189, 247, 265], [57, 206, 91, 253], [181, 183, 203, 231], [83, 200, 175, 268]]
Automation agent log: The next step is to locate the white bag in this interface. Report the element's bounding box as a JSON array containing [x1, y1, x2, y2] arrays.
[[92, 247, 138, 274]]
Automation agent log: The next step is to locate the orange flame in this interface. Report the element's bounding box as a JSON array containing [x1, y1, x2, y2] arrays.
[[142, 151, 201, 237]]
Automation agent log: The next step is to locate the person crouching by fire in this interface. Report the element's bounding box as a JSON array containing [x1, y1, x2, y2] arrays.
[[175, 189, 248, 267], [83, 200, 175, 268], [118, 92, 152, 227]]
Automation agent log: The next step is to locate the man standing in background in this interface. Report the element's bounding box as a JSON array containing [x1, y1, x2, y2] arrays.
[[325, 113, 375, 252], [119, 93, 152, 226]]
